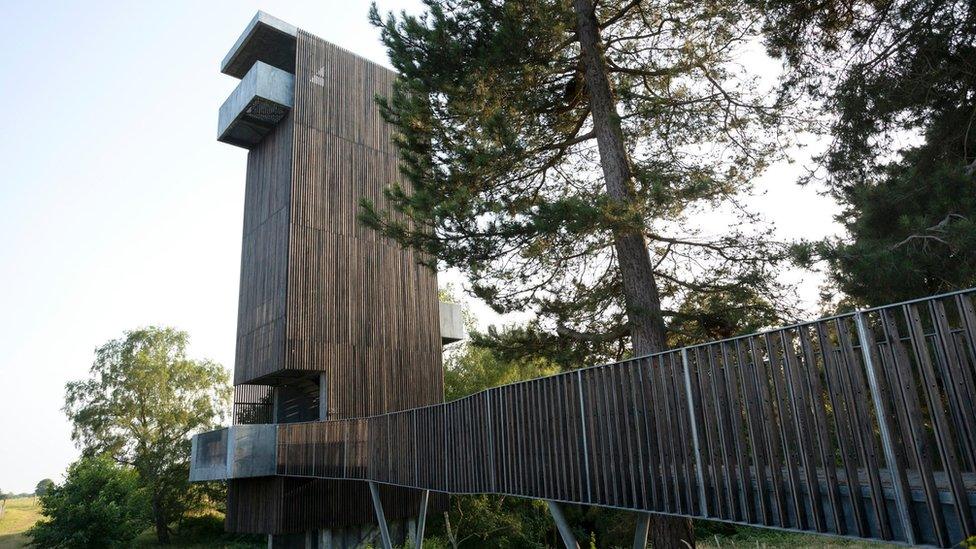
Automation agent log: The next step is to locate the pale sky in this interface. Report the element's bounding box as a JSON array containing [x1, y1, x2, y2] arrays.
[[0, 1, 840, 494]]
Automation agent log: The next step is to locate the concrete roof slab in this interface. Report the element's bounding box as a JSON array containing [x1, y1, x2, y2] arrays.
[[221, 11, 297, 79]]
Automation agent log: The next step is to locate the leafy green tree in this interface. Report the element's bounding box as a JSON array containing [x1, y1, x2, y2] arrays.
[[27, 455, 149, 548], [439, 495, 552, 549], [34, 479, 54, 497], [64, 327, 231, 544], [755, 0, 975, 187], [445, 344, 558, 401], [367, 2, 791, 542], [754, 0, 976, 306]]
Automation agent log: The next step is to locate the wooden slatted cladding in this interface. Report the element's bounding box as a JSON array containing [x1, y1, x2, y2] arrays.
[[234, 113, 293, 386], [275, 289, 976, 547], [285, 30, 442, 418], [227, 29, 445, 535], [232, 30, 443, 417]]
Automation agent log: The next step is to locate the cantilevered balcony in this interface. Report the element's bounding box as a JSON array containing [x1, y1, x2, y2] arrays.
[[217, 61, 294, 149], [189, 424, 277, 482], [440, 302, 465, 344]]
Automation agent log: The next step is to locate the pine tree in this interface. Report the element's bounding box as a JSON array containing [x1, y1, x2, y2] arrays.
[[755, 0, 976, 305], [366, 1, 790, 544]]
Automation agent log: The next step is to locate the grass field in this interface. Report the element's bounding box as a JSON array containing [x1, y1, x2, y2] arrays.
[[694, 522, 901, 549], [698, 532, 900, 548], [0, 497, 41, 549], [0, 498, 263, 549]]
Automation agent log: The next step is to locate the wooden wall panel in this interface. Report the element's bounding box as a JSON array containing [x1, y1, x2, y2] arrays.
[[233, 30, 442, 409], [234, 113, 293, 385], [278, 30, 442, 417], [227, 30, 445, 536]]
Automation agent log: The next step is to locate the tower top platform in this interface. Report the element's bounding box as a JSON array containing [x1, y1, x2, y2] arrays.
[[221, 11, 297, 79]]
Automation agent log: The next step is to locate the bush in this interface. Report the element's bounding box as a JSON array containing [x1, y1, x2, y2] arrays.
[[177, 513, 226, 539], [28, 455, 150, 548], [427, 495, 552, 548], [168, 512, 264, 545]]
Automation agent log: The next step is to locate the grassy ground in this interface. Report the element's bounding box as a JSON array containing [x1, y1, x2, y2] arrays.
[[0, 499, 264, 549], [695, 523, 902, 548], [0, 497, 42, 549]]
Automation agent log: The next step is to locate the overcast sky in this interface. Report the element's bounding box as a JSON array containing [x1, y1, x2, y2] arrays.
[[0, 1, 840, 494]]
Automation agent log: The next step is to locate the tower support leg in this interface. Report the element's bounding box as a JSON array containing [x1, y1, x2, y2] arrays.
[[318, 529, 333, 549], [633, 512, 650, 549], [368, 482, 393, 549], [546, 501, 579, 549], [415, 490, 430, 548]]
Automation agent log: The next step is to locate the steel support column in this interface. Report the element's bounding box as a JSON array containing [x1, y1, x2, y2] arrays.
[[576, 370, 592, 503], [681, 348, 708, 517], [633, 512, 650, 549], [318, 529, 333, 549], [854, 312, 917, 545], [368, 482, 393, 549], [546, 500, 579, 549], [415, 489, 430, 548]]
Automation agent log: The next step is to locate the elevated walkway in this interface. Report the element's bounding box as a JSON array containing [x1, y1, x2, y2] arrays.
[[193, 288, 976, 547]]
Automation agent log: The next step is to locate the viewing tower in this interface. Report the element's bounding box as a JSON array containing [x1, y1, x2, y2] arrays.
[[194, 12, 462, 547]]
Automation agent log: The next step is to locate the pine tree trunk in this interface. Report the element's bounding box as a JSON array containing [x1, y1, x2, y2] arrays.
[[572, 0, 695, 546]]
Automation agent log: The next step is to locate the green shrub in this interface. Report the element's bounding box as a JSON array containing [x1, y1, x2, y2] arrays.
[[177, 514, 226, 539], [28, 455, 150, 548]]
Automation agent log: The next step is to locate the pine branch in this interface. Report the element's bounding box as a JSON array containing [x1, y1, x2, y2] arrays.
[[555, 323, 630, 342]]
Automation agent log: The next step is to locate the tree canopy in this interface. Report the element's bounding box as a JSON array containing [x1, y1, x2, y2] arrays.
[[365, 0, 791, 366], [368, 1, 796, 542], [34, 479, 54, 497], [757, 0, 975, 189], [63, 327, 230, 543], [755, 0, 976, 305]]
